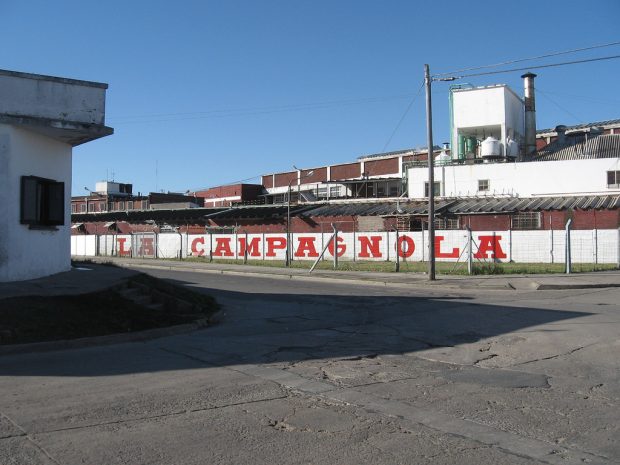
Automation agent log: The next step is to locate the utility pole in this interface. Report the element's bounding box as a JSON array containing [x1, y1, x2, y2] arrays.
[[425, 64, 436, 281]]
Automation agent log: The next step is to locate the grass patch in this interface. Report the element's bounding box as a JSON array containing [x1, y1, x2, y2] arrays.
[[0, 274, 219, 346], [181, 256, 618, 275]]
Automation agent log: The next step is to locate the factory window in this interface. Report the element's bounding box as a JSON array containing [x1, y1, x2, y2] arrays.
[[127, 201, 134, 210], [316, 187, 327, 199], [272, 194, 286, 204], [388, 182, 400, 197], [434, 217, 459, 230], [329, 186, 341, 198], [424, 181, 441, 197], [142, 200, 149, 209], [607, 170, 620, 188], [99, 202, 106, 212], [118, 201, 125, 210], [80, 203, 86, 213], [512, 212, 541, 230], [71, 204, 78, 213], [20, 176, 65, 228], [88, 202, 95, 212], [478, 179, 490, 191]]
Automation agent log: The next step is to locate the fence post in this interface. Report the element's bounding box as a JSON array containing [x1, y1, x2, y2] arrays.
[[467, 226, 473, 275], [565, 219, 573, 274], [594, 228, 598, 266], [244, 232, 248, 264], [394, 229, 400, 272], [333, 224, 338, 270], [209, 232, 213, 262]]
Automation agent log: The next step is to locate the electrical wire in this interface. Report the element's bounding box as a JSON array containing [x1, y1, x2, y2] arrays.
[[381, 80, 425, 152], [109, 93, 416, 124], [535, 89, 584, 124], [439, 54, 620, 80], [433, 40, 620, 77]]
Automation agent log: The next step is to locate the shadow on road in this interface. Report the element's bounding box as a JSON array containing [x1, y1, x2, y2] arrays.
[[0, 275, 590, 377]]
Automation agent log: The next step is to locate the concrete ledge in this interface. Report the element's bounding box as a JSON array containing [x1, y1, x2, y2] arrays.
[[0, 320, 210, 357]]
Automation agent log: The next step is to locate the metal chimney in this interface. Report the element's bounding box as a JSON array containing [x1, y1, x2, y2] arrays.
[[521, 72, 537, 156]]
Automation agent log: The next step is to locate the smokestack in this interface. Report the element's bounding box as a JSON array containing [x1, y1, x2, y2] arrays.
[[521, 72, 537, 156]]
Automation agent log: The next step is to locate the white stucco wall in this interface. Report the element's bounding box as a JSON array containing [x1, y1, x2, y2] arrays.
[[0, 124, 72, 281], [72, 229, 620, 265], [0, 71, 106, 125], [408, 158, 620, 198]]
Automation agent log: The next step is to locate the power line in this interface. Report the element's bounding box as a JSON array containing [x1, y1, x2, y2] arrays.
[[433, 40, 620, 77], [381, 81, 425, 152], [536, 89, 584, 124], [438, 54, 620, 80], [109, 93, 416, 124]]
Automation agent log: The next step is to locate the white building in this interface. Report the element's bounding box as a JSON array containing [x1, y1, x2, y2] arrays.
[[408, 151, 620, 199], [0, 69, 112, 282]]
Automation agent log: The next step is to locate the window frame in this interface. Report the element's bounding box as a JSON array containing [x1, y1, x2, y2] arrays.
[[512, 211, 542, 230], [607, 170, 620, 188], [20, 175, 65, 228], [478, 179, 490, 192], [424, 181, 441, 197]]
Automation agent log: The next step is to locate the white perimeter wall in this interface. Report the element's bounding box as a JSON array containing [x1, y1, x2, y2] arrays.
[[72, 230, 620, 265], [408, 157, 620, 198], [0, 125, 72, 281]]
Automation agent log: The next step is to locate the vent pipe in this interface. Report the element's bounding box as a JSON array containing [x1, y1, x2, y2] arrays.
[[554, 125, 567, 145], [521, 72, 537, 156]]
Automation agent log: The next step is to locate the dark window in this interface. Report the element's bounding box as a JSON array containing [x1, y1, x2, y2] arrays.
[[434, 217, 459, 229], [424, 181, 441, 197], [20, 176, 65, 227], [478, 179, 490, 191], [512, 212, 541, 230], [607, 171, 620, 188]]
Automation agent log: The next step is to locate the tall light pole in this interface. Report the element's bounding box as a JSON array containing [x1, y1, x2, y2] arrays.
[[425, 64, 436, 281], [286, 169, 314, 267]]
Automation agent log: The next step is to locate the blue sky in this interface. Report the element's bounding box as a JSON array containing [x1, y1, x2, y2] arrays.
[[2, 0, 619, 195]]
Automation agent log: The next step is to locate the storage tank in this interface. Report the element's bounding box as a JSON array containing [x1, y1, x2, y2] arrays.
[[481, 136, 501, 159], [437, 142, 451, 165], [505, 137, 518, 158]]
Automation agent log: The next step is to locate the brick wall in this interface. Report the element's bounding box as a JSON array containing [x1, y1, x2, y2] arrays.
[[365, 157, 399, 176], [274, 171, 297, 188], [300, 167, 327, 184], [331, 162, 361, 180]]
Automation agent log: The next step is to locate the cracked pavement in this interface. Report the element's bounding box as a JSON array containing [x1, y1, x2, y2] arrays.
[[1, 267, 619, 464]]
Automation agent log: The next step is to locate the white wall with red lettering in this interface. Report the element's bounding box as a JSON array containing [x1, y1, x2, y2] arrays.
[[72, 230, 620, 264], [0, 125, 72, 281]]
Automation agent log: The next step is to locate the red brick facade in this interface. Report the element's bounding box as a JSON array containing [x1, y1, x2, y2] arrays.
[[365, 157, 399, 176]]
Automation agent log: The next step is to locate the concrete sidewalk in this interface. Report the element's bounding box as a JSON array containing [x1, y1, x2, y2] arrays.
[[3, 257, 620, 301]]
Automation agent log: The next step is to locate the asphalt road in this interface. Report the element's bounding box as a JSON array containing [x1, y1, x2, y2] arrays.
[[1, 267, 619, 464]]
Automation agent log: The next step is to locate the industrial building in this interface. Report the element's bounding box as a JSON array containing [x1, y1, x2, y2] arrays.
[[71, 72, 620, 265]]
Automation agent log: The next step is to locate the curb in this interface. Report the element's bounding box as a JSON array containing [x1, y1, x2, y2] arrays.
[[536, 282, 620, 290], [0, 319, 212, 357], [107, 261, 513, 292]]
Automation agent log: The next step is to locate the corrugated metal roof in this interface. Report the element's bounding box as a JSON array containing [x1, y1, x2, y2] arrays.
[[534, 134, 620, 161], [537, 119, 620, 135], [71, 195, 620, 224]]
